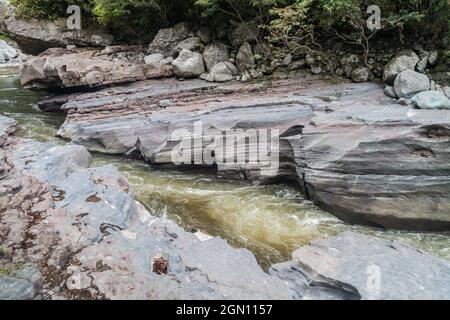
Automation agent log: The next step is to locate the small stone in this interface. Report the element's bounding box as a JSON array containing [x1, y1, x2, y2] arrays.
[[384, 86, 397, 98], [158, 99, 172, 108]]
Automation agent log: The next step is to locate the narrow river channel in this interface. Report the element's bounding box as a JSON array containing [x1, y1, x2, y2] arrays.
[[2, 65, 449, 269]]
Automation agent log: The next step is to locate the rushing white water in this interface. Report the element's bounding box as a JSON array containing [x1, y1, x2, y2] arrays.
[[2, 65, 449, 269]]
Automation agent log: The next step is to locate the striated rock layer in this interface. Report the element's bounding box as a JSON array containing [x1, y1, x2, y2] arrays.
[[20, 47, 174, 90], [54, 74, 450, 231]]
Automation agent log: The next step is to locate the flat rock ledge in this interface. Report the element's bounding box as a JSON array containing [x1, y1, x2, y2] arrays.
[[52, 74, 450, 231]]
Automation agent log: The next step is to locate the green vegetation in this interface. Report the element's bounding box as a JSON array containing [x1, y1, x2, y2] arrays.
[[9, 0, 450, 48]]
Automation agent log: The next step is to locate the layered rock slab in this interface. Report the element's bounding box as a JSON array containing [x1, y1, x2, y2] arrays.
[[55, 75, 450, 230]]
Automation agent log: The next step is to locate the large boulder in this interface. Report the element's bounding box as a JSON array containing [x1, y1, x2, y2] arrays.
[[1, 11, 113, 55], [394, 70, 431, 98], [270, 232, 450, 300], [0, 40, 17, 63], [203, 42, 229, 72], [412, 90, 450, 110], [172, 49, 205, 78], [236, 42, 255, 73], [383, 50, 419, 83], [20, 47, 173, 89], [148, 22, 192, 57]]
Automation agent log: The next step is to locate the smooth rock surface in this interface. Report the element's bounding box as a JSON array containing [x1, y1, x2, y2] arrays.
[[270, 232, 450, 300], [412, 90, 450, 110]]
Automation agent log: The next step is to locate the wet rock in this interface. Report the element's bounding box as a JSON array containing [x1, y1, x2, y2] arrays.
[[394, 70, 431, 98], [203, 42, 229, 72], [411, 90, 450, 110], [351, 67, 370, 83], [148, 22, 191, 57], [383, 50, 419, 83], [172, 49, 205, 78], [204, 62, 238, 82], [236, 42, 255, 72], [271, 232, 450, 300]]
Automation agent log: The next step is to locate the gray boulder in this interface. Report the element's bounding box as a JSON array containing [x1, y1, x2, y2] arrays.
[[0, 40, 17, 63], [236, 42, 255, 72], [340, 54, 361, 78], [270, 232, 450, 300], [203, 42, 229, 71], [144, 53, 164, 68], [174, 37, 202, 55], [351, 67, 370, 83], [428, 51, 438, 66], [204, 62, 238, 82], [394, 70, 431, 98], [172, 49, 205, 78], [148, 22, 191, 57], [411, 90, 450, 110], [383, 50, 419, 83]]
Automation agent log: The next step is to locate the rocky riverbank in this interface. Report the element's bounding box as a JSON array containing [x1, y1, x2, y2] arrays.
[[2, 115, 450, 300]]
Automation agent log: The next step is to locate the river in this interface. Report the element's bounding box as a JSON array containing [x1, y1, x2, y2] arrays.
[[1, 65, 449, 269]]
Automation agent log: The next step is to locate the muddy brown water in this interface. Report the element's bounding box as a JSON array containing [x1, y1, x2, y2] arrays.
[[2, 65, 449, 269]]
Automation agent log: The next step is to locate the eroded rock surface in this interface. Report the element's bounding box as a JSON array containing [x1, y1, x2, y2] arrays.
[[270, 232, 450, 300], [20, 47, 173, 89], [55, 74, 450, 230]]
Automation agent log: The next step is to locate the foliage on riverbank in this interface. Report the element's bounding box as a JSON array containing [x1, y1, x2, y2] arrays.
[[9, 0, 450, 48]]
